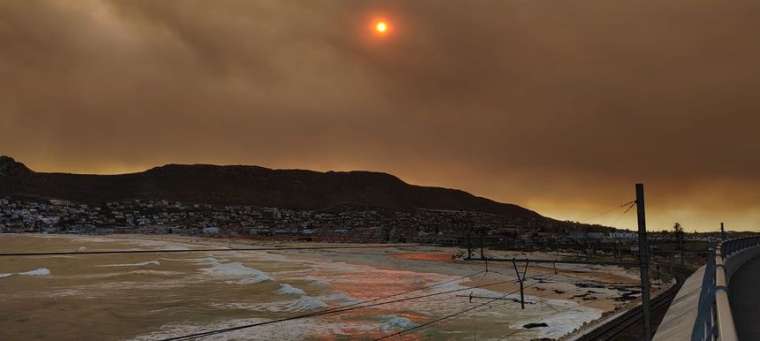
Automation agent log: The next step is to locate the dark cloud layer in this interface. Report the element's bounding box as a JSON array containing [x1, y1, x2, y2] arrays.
[[2, 1, 760, 230]]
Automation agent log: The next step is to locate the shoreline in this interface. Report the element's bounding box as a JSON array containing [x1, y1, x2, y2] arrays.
[[0, 233, 654, 340]]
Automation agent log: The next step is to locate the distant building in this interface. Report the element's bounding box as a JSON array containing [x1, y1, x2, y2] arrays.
[[609, 231, 637, 240], [202, 227, 220, 235]]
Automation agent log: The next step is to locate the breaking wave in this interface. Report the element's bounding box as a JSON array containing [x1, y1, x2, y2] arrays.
[[212, 296, 328, 313], [380, 316, 418, 332], [289, 296, 328, 311], [0, 267, 51, 279], [67, 270, 183, 280], [322, 292, 361, 304], [202, 261, 272, 284], [98, 260, 161, 267], [277, 283, 306, 295]]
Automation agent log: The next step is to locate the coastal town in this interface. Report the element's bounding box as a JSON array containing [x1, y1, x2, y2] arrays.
[[0, 196, 629, 244], [1, 196, 719, 253]]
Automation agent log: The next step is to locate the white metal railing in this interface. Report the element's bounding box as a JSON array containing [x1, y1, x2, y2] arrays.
[[713, 246, 737, 341], [692, 237, 760, 341]]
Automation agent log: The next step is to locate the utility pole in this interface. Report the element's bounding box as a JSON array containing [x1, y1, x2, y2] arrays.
[[636, 183, 652, 341], [466, 225, 473, 260], [479, 227, 485, 259], [721, 222, 726, 241], [512, 258, 529, 309], [678, 227, 684, 267]]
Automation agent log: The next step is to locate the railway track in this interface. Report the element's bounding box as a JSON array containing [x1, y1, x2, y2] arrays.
[[575, 284, 680, 341]]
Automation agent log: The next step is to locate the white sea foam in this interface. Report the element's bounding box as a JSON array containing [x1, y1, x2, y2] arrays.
[[70, 270, 183, 280], [291, 296, 328, 311], [98, 260, 161, 267], [126, 239, 194, 251], [230, 277, 269, 285], [20, 268, 51, 276], [539, 306, 602, 339], [380, 316, 417, 332], [510, 299, 603, 339], [212, 296, 328, 313], [158, 256, 220, 264], [277, 283, 306, 295], [130, 316, 379, 341], [1, 267, 51, 278], [202, 262, 271, 284], [133, 318, 348, 341], [49, 289, 83, 298], [127, 270, 182, 276], [78, 279, 187, 291], [322, 292, 361, 304]]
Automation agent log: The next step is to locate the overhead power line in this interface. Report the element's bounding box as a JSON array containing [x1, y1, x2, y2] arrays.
[[581, 199, 636, 224], [374, 274, 557, 340], [160, 276, 514, 341], [313, 269, 488, 316], [467, 257, 639, 267]]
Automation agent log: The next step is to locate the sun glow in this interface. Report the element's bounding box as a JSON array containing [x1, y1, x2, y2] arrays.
[[375, 21, 387, 33], [371, 18, 391, 37]]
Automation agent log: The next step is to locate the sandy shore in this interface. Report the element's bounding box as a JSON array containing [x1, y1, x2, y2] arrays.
[[0, 234, 653, 340]]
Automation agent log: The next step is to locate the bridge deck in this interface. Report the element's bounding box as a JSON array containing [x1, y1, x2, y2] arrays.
[[729, 255, 760, 340]]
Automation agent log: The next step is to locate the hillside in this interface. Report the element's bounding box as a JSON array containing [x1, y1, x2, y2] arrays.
[[0, 156, 542, 220]]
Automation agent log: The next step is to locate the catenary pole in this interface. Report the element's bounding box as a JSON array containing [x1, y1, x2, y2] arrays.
[[636, 183, 652, 340], [721, 222, 726, 241]]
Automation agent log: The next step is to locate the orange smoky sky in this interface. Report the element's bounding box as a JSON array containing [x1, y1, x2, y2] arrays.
[[1, 1, 760, 231]]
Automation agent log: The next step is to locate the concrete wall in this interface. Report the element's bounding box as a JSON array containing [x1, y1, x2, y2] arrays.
[[652, 266, 705, 341], [653, 244, 760, 341], [725, 246, 760, 282]]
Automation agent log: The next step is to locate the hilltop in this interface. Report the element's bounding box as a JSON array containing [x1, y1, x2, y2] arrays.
[[0, 155, 541, 220]]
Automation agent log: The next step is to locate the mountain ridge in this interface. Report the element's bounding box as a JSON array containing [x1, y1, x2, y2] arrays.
[[0, 155, 543, 220]]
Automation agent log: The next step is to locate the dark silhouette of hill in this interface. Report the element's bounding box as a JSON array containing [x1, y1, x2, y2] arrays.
[[0, 155, 542, 219]]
